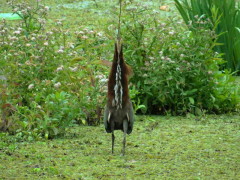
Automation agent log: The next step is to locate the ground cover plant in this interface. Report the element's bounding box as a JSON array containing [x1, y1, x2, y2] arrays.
[[0, 115, 240, 179]]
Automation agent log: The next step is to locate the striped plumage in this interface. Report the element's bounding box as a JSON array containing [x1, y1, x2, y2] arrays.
[[104, 41, 134, 155]]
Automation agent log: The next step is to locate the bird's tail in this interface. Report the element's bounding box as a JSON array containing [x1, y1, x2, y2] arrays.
[[107, 40, 131, 109]]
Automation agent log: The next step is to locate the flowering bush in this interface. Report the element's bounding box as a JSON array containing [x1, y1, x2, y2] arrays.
[[0, 1, 108, 139], [121, 2, 240, 115]]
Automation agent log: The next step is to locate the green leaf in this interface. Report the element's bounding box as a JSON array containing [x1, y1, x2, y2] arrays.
[[236, 27, 240, 33], [189, 97, 195, 105]]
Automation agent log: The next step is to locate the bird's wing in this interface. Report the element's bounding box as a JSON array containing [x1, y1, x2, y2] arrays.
[[127, 102, 134, 134], [104, 106, 112, 133]]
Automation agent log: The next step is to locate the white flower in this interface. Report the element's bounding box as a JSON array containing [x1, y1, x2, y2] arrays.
[[44, 6, 50, 11], [54, 82, 61, 88], [68, 43, 74, 49], [194, 15, 199, 19], [56, 65, 64, 72], [88, 30, 94, 34], [145, 61, 150, 66], [28, 84, 34, 90], [13, 8, 18, 12], [96, 75, 104, 79], [31, 37, 36, 41], [180, 54, 185, 58], [44, 42, 48, 46], [77, 31, 84, 35], [97, 32, 103, 37], [81, 35, 88, 40], [13, 30, 21, 34], [169, 31, 175, 35], [26, 43, 31, 47], [69, 66, 78, 72], [57, 49, 64, 53], [161, 23, 166, 27], [10, 36, 18, 41], [57, 21, 62, 25], [100, 78, 108, 83]]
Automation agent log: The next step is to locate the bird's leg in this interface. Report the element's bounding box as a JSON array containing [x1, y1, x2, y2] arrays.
[[112, 132, 115, 154], [122, 132, 126, 156], [122, 119, 128, 156]]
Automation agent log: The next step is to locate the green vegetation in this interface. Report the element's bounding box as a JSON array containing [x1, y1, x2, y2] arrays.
[[1, 115, 240, 179], [122, 7, 239, 114], [0, 0, 239, 179], [1, 1, 239, 139], [174, 0, 240, 74]]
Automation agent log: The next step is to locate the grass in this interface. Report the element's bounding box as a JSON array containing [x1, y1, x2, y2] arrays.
[[0, 115, 240, 179]]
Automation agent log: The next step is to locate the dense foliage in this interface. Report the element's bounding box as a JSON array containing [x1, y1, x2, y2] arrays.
[[0, 1, 108, 139], [120, 3, 239, 114], [174, 0, 240, 74], [0, 0, 239, 139]]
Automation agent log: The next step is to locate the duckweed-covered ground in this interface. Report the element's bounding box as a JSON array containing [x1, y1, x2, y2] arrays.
[[1, 115, 239, 179]]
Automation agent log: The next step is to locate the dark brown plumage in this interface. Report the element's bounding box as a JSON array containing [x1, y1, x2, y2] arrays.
[[104, 41, 134, 155]]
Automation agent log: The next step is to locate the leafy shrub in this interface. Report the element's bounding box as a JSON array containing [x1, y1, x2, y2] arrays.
[[174, 0, 240, 74], [0, 1, 108, 139], [120, 2, 240, 115], [15, 91, 81, 139]]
